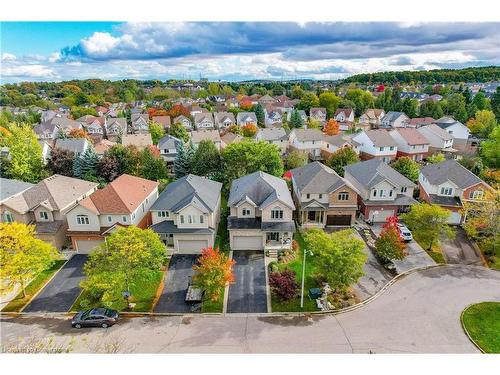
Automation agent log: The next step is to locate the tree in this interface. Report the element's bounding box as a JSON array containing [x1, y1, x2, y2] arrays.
[[304, 229, 366, 292], [0, 123, 43, 182], [47, 148, 75, 177], [73, 147, 99, 180], [0, 223, 59, 298], [289, 109, 304, 128], [70, 106, 97, 120], [168, 122, 189, 142], [319, 92, 341, 118], [284, 150, 308, 170], [459, 155, 484, 176], [445, 93, 468, 123], [328, 147, 359, 176], [140, 147, 167, 181], [391, 157, 420, 182], [401, 203, 455, 251], [344, 89, 374, 116], [290, 85, 305, 99], [308, 119, 322, 129], [81, 226, 165, 309], [191, 139, 221, 178], [174, 142, 192, 179], [241, 123, 258, 138], [375, 217, 407, 261], [419, 100, 443, 119], [254, 104, 265, 127], [97, 154, 120, 182], [192, 247, 235, 302], [221, 140, 283, 185], [297, 92, 319, 112], [106, 145, 141, 176], [323, 119, 340, 136], [427, 153, 446, 164], [467, 110, 498, 138], [269, 269, 299, 301], [68, 128, 89, 139], [400, 98, 418, 118], [491, 87, 500, 122], [481, 126, 500, 168], [148, 121, 165, 145]]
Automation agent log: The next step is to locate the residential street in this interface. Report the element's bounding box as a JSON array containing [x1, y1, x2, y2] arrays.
[[3, 265, 499, 353]]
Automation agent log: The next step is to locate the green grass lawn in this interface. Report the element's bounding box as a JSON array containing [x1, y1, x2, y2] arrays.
[[426, 249, 446, 264], [71, 270, 164, 312], [214, 194, 229, 253], [462, 302, 500, 353], [479, 241, 500, 270], [271, 232, 319, 312], [2, 260, 66, 313], [201, 286, 225, 313]]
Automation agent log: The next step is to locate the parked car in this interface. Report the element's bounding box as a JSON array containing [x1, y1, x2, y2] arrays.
[[397, 223, 413, 242], [71, 308, 119, 329]]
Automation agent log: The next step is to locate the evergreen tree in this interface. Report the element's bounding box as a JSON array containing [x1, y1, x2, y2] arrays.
[[174, 142, 194, 179], [289, 109, 304, 128], [254, 104, 265, 127], [73, 147, 99, 179]]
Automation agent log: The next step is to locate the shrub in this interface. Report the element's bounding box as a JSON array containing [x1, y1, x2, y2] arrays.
[[268, 261, 279, 273], [291, 239, 299, 252], [269, 269, 299, 301]]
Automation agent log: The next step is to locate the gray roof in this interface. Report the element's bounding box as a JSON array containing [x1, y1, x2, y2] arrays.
[[364, 130, 398, 147], [194, 112, 214, 125], [214, 112, 235, 125], [228, 171, 295, 210], [420, 159, 484, 189], [54, 138, 89, 154], [150, 220, 215, 234], [34, 121, 57, 137], [417, 124, 453, 141], [227, 216, 261, 230], [50, 117, 81, 130], [433, 116, 465, 130], [291, 128, 324, 142], [131, 113, 149, 123], [291, 162, 353, 194], [236, 112, 257, 124], [158, 134, 182, 150], [190, 129, 221, 144], [0, 178, 34, 202], [345, 159, 415, 189], [257, 127, 288, 142], [382, 111, 409, 123], [151, 174, 222, 213]]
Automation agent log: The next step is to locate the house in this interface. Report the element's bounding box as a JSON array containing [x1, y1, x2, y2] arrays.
[[309, 107, 327, 124], [66, 175, 159, 253], [50, 117, 82, 135], [158, 134, 183, 175], [408, 117, 435, 128], [380, 111, 410, 129], [106, 118, 127, 141], [255, 128, 289, 155], [130, 113, 150, 134], [352, 130, 398, 162], [173, 115, 193, 130], [417, 124, 455, 156], [221, 132, 243, 149], [227, 171, 295, 251], [34, 121, 59, 143], [389, 128, 430, 161], [321, 134, 360, 160], [0, 178, 33, 205], [0, 175, 98, 249], [288, 128, 325, 161], [334, 108, 355, 123], [194, 112, 215, 129], [291, 162, 359, 228], [419, 160, 494, 225], [121, 133, 153, 150], [152, 115, 171, 131], [258, 94, 276, 106], [54, 138, 90, 157], [264, 107, 283, 128], [433, 117, 471, 152], [38, 140, 52, 164], [214, 112, 235, 129], [359, 109, 385, 127], [344, 159, 417, 222], [150, 174, 222, 254], [190, 129, 222, 150], [93, 139, 116, 155], [236, 112, 257, 126], [78, 115, 106, 139], [286, 109, 308, 124]]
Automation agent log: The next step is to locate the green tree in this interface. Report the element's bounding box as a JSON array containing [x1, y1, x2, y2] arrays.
[[106, 145, 141, 176], [490, 87, 500, 122], [191, 139, 221, 178], [319, 92, 341, 118], [70, 106, 97, 120], [419, 100, 444, 119], [168, 122, 189, 142], [467, 110, 498, 138], [328, 147, 360, 176], [391, 157, 420, 182], [221, 140, 283, 185], [481, 126, 500, 168], [290, 85, 305, 99], [0, 223, 59, 298], [304, 228, 366, 292], [47, 148, 75, 177], [427, 153, 446, 164], [254, 104, 265, 127], [284, 150, 308, 170], [401, 203, 455, 251], [445, 93, 468, 123], [148, 121, 165, 144], [73, 147, 99, 180], [297, 92, 320, 112], [140, 147, 167, 181], [400, 98, 418, 118], [289, 109, 304, 128], [174, 142, 192, 179], [344, 89, 374, 116]]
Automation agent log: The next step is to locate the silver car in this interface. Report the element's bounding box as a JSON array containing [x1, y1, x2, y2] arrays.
[[397, 223, 413, 242]]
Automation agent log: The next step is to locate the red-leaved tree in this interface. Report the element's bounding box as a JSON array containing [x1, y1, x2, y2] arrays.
[[375, 216, 407, 261], [269, 269, 299, 301], [323, 119, 340, 136]]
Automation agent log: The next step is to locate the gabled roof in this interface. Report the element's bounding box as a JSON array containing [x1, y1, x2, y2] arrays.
[[291, 128, 324, 142], [158, 134, 182, 149], [194, 112, 214, 124], [291, 161, 358, 194], [257, 127, 288, 141], [345, 159, 415, 189], [228, 171, 295, 210], [362, 109, 385, 119], [54, 138, 89, 154], [131, 113, 149, 124], [334, 108, 353, 117], [420, 159, 487, 189], [417, 124, 453, 141], [382, 111, 409, 122], [152, 116, 171, 127], [121, 133, 153, 148], [151, 174, 222, 213], [190, 129, 221, 144], [78, 174, 158, 215], [363, 130, 398, 147], [433, 116, 466, 130], [0, 178, 34, 202], [214, 112, 235, 124], [236, 112, 257, 123], [391, 128, 430, 145]]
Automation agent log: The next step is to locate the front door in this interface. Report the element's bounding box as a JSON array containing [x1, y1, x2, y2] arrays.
[[266, 232, 280, 241], [307, 211, 316, 221]]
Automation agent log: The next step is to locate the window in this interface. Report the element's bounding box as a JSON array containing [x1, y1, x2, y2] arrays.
[[306, 194, 310, 199], [440, 187, 453, 196], [107, 215, 112, 223], [200, 215, 204, 224], [4, 212, 13, 223], [373, 190, 377, 197], [132, 213, 136, 220], [389, 190, 393, 197], [319, 194, 323, 199], [271, 207, 284, 219], [389, 146, 394, 151], [401, 187, 408, 193], [158, 211, 169, 218], [39, 211, 48, 220], [379, 190, 386, 197], [122, 216, 128, 222], [180, 215, 185, 224], [469, 190, 484, 200], [188, 215, 193, 224], [338, 192, 349, 201], [379, 147, 384, 151], [242, 208, 251, 216], [142, 203, 145, 212], [76, 215, 89, 225]]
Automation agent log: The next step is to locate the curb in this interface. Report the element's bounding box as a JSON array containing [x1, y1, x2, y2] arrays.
[[460, 304, 486, 354]]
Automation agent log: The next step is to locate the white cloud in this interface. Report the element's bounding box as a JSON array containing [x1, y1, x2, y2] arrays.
[[48, 52, 61, 63], [2, 53, 16, 61]]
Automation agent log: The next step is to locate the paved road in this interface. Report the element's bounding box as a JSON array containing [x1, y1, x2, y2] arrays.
[[3, 265, 499, 353], [227, 251, 267, 313], [154, 255, 199, 313], [441, 228, 484, 266], [23, 255, 87, 313]]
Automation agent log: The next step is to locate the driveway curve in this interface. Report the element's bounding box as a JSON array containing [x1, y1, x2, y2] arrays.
[[2, 265, 500, 353]]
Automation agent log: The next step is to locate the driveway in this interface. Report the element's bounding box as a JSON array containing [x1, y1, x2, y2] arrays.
[[227, 251, 267, 313], [441, 228, 484, 266], [154, 255, 199, 313], [23, 254, 87, 313]]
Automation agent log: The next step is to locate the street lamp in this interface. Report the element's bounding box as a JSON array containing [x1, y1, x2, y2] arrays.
[[300, 247, 313, 309]]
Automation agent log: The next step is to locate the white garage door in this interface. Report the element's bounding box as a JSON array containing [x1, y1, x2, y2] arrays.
[[232, 236, 263, 251], [447, 211, 462, 225], [76, 240, 103, 254], [371, 209, 395, 223], [177, 240, 208, 254]]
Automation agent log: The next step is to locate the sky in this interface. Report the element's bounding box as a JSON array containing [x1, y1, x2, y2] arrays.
[[1, 22, 499, 83]]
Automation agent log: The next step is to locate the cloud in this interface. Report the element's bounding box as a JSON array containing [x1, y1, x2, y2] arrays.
[[2, 53, 16, 61]]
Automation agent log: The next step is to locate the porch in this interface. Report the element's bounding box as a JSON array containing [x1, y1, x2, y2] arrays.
[[299, 209, 326, 228]]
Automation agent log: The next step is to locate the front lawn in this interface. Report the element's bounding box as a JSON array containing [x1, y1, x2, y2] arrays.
[[201, 286, 224, 313], [461, 302, 500, 353], [71, 270, 164, 312], [2, 260, 66, 313], [478, 240, 500, 270], [426, 245, 446, 264], [271, 232, 319, 312]]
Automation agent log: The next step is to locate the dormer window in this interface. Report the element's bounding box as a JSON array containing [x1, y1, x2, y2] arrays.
[[76, 215, 89, 225], [338, 192, 349, 201], [401, 187, 408, 193], [440, 187, 453, 196], [242, 208, 251, 216], [39, 211, 49, 220], [271, 207, 284, 219]]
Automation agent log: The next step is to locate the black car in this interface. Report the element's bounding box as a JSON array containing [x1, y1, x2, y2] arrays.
[[71, 308, 119, 329]]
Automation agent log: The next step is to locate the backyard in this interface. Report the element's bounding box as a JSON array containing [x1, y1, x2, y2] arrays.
[[461, 302, 500, 353]]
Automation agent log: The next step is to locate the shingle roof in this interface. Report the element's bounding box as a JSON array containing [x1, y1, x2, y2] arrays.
[[0, 178, 34, 202], [382, 111, 408, 122], [236, 112, 257, 124], [291, 128, 324, 142], [345, 159, 415, 189], [420, 159, 485, 189], [228, 171, 295, 210], [364, 130, 398, 147], [190, 129, 221, 144], [151, 174, 222, 213], [257, 127, 288, 141], [121, 134, 153, 148], [152, 116, 171, 127], [291, 161, 356, 194], [417, 124, 453, 141], [391, 128, 430, 145], [158, 134, 182, 150], [214, 112, 235, 124], [433, 116, 465, 130], [54, 138, 89, 154]]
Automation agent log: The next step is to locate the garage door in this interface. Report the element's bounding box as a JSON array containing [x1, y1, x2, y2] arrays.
[[177, 240, 208, 254], [326, 215, 352, 226], [447, 211, 462, 225], [370, 209, 395, 222], [75, 239, 103, 254], [232, 236, 263, 251]]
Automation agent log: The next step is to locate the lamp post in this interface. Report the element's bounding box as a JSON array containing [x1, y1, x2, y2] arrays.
[[300, 248, 313, 309]]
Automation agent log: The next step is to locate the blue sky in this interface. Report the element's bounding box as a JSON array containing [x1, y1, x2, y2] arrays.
[[1, 22, 499, 83]]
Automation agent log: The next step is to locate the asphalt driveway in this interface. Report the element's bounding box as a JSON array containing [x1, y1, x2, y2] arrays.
[[23, 254, 87, 313], [154, 255, 199, 313], [227, 251, 267, 313], [441, 228, 484, 266]]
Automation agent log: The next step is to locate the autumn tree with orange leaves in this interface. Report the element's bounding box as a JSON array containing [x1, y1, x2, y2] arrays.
[[68, 128, 89, 139], [241, 123, 258, 138], [192, 247, 235, 302], [324, 119, 340, 136], [239, 99, 253, 111], [166, 104, 191, 119]]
